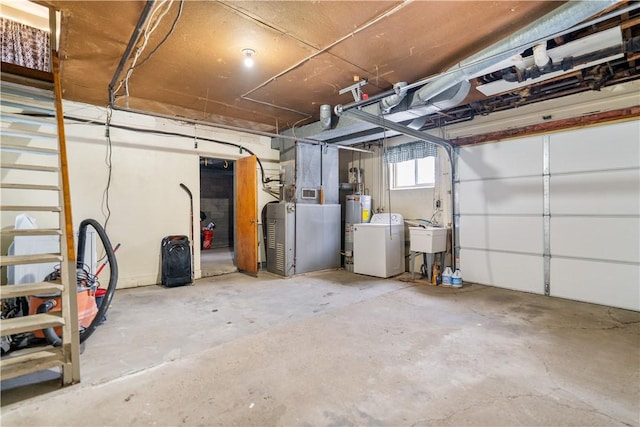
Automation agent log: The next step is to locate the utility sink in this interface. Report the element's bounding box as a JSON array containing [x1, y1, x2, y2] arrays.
[[409, 226, 447, 253]]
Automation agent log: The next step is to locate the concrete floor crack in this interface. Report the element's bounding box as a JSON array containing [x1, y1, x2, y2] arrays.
[[607, 308, 640, 325]]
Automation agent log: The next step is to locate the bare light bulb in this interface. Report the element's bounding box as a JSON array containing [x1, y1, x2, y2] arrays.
[[242, 48, 255, 68]]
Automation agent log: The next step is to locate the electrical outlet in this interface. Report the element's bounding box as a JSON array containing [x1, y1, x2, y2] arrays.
[[435, 200, 441, 208]]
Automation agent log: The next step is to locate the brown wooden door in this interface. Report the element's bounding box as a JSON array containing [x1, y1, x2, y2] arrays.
[[235, 155, 258, 275]]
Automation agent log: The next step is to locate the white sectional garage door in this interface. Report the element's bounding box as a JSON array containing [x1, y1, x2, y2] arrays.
[[457, 120, 639, 311]]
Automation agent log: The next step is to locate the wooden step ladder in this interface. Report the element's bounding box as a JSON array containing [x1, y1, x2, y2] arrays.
[[0, 57, 81, 385]]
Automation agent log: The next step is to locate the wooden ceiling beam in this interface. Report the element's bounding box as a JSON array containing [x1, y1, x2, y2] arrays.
[[452, 106, 640, 146]]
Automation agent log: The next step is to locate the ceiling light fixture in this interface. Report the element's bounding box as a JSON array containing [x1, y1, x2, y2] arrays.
[[242, 48, 255, 68]]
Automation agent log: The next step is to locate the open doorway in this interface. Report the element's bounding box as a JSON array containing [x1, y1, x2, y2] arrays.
[[199, 157, 237, 277]]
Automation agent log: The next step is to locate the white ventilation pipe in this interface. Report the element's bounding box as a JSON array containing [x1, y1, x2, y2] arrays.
[[410, 0, 618, 107], [533, 43, 552, 72]]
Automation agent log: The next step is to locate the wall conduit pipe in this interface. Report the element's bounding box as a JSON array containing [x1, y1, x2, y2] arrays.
[[108, 104, 372, 154]]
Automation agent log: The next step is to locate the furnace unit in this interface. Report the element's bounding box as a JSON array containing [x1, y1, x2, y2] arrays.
[[266, 141, 341, 276], [266, 203, 341, 276]]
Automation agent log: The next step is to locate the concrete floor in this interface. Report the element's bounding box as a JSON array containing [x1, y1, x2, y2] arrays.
[[1, 270, 639, 426], [200, 246, 237, 277]]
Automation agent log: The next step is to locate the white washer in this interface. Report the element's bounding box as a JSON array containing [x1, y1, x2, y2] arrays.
[[353, 213, 405, 278]]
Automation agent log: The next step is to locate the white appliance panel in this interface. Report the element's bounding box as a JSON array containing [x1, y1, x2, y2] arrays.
[[353, 213, 405, 278]]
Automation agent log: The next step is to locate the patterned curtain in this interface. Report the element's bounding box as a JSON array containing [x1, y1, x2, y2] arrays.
[[384, 140, 438, 163], [1, 17, 50, 71]]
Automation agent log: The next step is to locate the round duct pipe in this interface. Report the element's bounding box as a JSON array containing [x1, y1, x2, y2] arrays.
[[320, 104, 332, 130], [380, 81, 408, 113]]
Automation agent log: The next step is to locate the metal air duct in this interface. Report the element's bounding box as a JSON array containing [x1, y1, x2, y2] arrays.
[[409, 0, 618, 108], [274, 0, 620, 148], [320, 104, 332, 130], [380, 82, 408, 113]]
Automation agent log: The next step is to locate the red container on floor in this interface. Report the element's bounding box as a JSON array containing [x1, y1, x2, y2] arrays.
[[202, 229, 213, 250]]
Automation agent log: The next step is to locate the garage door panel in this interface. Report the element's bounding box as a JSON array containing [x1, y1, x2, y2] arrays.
[[550, 121, 640, 174], [459, 177, 543, 215], [550, 217, 639, 263], [460, 249, 543, 294], [459, 216, 543, 254], [551, 258, 639, 311], [457, 120, 639, 310], [458, 136, 542, 180], [550, 169, 640, 215]]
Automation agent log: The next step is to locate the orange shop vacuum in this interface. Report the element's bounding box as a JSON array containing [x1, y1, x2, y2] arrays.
[[4, 219, 119, 351]]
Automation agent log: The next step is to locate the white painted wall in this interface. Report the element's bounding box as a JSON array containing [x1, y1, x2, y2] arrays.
[[6, 100, 280, 288]]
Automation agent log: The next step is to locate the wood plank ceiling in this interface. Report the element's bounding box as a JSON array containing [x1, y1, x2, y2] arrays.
[[40, 1, 569, 133]]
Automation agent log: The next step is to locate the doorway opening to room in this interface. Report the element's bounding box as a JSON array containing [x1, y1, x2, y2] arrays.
[[199, 157, 237, 277]]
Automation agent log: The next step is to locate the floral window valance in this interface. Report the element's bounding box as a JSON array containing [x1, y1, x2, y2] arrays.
[[1, 17, 50, 71]]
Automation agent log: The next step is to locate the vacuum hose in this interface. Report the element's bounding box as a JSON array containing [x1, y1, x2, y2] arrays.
[[37, 300, 62, 346], [40, 219, 119, 346], [76, 219, 118, 343]]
